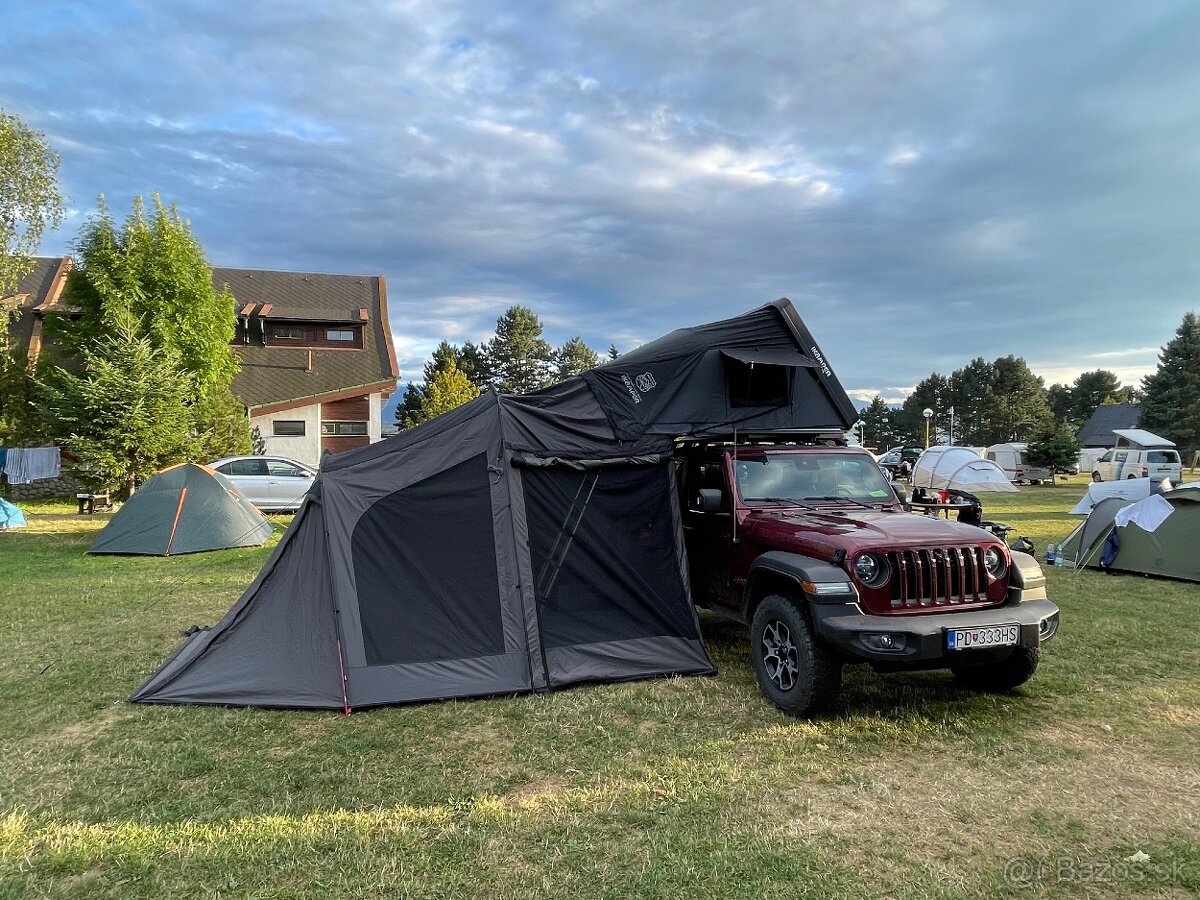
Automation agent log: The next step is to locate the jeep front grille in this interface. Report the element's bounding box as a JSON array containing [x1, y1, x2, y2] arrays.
[[885, 547, 988, 608]]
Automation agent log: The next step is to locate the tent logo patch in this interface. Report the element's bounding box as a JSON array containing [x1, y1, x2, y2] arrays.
[[635, 372, 657, 394], [621, 374, 642, 404]]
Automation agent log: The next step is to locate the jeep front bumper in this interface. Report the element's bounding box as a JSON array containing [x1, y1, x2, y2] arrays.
[[809, 598, 1059, 665]]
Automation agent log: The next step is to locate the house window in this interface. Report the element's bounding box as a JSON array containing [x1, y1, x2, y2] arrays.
[[322, 421, 368, 436], [273, 420, 306, 437], [326, 329, 355, 341], [273, 326, 305, 340]]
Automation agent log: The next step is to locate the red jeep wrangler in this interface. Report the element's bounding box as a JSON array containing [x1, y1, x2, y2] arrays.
[[679, 441, 1059, 715]]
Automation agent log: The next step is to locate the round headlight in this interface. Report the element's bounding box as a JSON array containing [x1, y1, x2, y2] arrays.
[[854, 553, 887, 585], [984, 546, 1007, 577]]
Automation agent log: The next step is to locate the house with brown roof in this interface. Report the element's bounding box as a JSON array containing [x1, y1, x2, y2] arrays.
[[4, 258, 399, 468]]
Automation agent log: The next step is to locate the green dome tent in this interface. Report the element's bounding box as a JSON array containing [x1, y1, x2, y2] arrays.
[[89, 463, 274, 556]]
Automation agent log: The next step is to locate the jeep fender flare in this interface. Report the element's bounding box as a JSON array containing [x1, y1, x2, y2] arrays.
[[742, 551, 856, 619]]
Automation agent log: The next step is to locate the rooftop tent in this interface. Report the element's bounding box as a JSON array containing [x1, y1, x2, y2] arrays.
[[911, 447, 1018, 493], [1112, 428, 1174, 449], [132, 299, 850, 710], [0, 498, 26, 530], [90, 463, 274, 556], [580, 301, 858, 439]]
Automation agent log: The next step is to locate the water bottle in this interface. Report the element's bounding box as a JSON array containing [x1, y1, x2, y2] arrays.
[[1045, 543, 1056, 564], [1054, 551, 1064, 567]]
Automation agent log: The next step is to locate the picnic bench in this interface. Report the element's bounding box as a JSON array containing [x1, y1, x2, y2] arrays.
[[77, 492, 113, 514]]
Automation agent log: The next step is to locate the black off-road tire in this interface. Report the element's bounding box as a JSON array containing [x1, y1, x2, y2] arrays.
[[952, 645, 1040, 692], [749, 594, 842, 716]]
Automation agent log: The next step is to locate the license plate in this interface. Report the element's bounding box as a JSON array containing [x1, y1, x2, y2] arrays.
[[946, 624, 1019, 651]]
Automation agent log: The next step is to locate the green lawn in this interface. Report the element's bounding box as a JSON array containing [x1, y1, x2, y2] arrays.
[[1, 482, 1197, 899]]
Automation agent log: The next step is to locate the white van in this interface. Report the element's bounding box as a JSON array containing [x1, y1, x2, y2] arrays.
[[985, 442, 1052, 484], [1090, 429, 1182, 486]]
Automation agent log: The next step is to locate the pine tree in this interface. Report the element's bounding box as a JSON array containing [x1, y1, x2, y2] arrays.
[[945, 357, 996, 446], [859, 396, 900, 450], [487, 305, 554, 394], [895, 374, 949, 446], [459, 340, 492, 390], [1140, 311, 1200, 455], [1024, 421, 1080, 473], [984, 355, 1052, 443], [396, 382, 425, 429], [607, 344, 620, 361], [554, 336, 600, 380], [39, 310, 196, 497], [44, 194, 250, 464]]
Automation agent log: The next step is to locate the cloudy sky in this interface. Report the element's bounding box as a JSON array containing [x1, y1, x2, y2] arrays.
[[4, 1, 1198, 411]]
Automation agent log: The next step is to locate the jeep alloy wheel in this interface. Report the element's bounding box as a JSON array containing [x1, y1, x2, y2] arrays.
[[750, 595, 843, 717]]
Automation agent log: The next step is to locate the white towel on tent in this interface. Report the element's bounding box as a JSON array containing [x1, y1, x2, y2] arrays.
[[1113, 493, 1174, 533]]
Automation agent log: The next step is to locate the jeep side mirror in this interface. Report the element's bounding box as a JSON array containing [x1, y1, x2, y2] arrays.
[[694, 488, 725, 514]]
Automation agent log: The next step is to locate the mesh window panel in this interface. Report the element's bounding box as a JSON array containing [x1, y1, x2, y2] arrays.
[[523, 465, 696, 649], [352, 454, 504, 666]]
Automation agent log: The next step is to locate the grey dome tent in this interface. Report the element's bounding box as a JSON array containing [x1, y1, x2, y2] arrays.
[[90, 463, 274, 556], [132, 300, 858, 710]]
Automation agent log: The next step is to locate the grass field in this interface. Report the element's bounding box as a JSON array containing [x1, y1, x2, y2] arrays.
[[1, 480, 1197, 899]]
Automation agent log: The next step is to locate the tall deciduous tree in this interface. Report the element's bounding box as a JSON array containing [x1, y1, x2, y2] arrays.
[[417, 360, 479, 421], [488, 305, 554, 394], [554, 336, 599, 380], [1140, 311, 1200, 454], [0, 109, 63, 298]]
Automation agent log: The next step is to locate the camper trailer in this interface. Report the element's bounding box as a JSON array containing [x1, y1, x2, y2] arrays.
[[1090, 429, 1181, 486], [985, 443, 1051, 484]]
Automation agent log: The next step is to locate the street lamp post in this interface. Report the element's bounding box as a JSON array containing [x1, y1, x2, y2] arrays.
[[923, 407, 933, 448]]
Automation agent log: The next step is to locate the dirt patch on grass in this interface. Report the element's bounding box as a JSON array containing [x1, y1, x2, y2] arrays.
[[45, 706, 128, 747], [779, 730, 1199, 865], [500, 776, 569, 810]]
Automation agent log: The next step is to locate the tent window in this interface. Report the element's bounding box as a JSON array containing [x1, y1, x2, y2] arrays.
[[523, 464, 697, 649], [725, 358, 789, 408], [352, 454, 504, 666]]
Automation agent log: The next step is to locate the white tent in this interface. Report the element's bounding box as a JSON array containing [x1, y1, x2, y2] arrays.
[[912, 446, 1019, 493], [1068, 478, 1153, 515]]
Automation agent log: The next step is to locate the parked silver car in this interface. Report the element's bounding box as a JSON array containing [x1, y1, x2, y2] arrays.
[[209, 456, 316, 511]]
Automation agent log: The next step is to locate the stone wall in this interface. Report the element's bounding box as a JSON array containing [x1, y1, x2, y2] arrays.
[[6, 474, 86, 501]]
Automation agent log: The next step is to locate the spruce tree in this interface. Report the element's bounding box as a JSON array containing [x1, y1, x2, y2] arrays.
[[1140, 311, 1200, 454], [487, 305, 554, 394], [554, 336, 600, 380]]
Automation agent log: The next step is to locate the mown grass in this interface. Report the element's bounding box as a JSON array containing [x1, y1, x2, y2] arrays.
[[0, 485, 1196, 899]]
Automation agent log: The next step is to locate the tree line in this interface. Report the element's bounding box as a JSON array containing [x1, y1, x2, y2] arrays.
[[396, 306, 617, 428], [859, 312, 1200, 463]]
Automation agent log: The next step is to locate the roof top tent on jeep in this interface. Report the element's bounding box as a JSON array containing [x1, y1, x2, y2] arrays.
[[132, 299, 860, 711]]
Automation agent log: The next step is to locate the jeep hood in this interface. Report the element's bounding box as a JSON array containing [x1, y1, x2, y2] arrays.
[[742, 507, 999, 560]]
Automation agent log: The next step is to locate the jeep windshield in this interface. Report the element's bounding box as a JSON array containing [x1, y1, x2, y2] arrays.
[[732, 451, 895, 507]]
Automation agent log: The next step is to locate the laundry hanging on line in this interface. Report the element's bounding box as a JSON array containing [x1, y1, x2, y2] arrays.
[[2, 447, 61, 484]]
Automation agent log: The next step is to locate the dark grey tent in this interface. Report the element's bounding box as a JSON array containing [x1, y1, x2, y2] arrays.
[[132, 300, 857, 710], [90, 463, 274, 556], [1061, 485, 1200, 581]]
